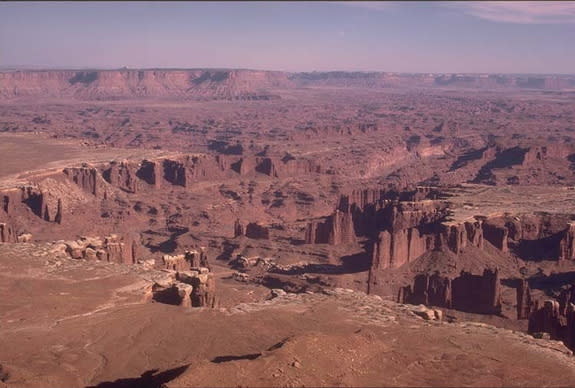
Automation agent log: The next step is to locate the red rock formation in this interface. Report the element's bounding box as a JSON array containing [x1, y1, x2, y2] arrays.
[[388, 201, 447, 230], [399, 269, 501, 315], [245, 223, 270, 240], [464, 220, 484, 249], [231, 157, 257, 175], [482, 221, 509, 252], [372, 228, 432, 269], [136, 160, 162, 187], [528, 300, 565, 340], [189, 272, 217, 307], [560, 223, 575, 261], [517, 278, 532, 320], [104, 234, 139, 264], [63, 166, 100, 196], [153, 269, 217, 308], [0, 69, 292, 100], [255, 158, 278, 177], [0, 223, 16, 243], [162, 249, 209, 271], [523, 144, 572, 165], [162, 159, 187, 187], [102, 161, 138, 193], [399, 272, 452, 308], [21, 186, 63, 223], [305, 209, 356, 245], [329, 210, 356, 245], [1, 189, 22, 215], [451, 269, 502, 315], [233, 219, 244, 238], [528, 285, 575, 351], [437, 223, 467, 254], [63, 234, 141, 264]]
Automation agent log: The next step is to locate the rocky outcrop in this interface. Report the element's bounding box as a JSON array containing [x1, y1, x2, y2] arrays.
[[162, 159, 188, 187], [61, 234, 141, 264], [136, 160, 163, 187], [245, 223, 270, 240], [151, 267, 217, 308], [398, 269, 502, 315], [233, 219, 244, 238], [102, 161, 138, 193], [560, 223, 575, 261], [162, 249, 209, 271], [529, 300, 566, 343], [399, 272, 452, 307], [465, 220, 484, 249], [305, 209, 356, 245], [517, 278, 533, 320], [451, 269, 502, 314], [21, 186, 63, 223], [482, 221, 509, 252], [478, 214, 575, 260], [372, 228, 433, 270], [528, 284, 575, 351], [63, 166, 101, 196], [0, 223, 16, 243]]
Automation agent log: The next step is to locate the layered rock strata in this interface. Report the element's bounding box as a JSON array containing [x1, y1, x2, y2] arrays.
[[398, 269, 502, 315]]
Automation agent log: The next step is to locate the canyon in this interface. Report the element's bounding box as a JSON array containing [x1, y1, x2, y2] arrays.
[[1, 68, 575, 387]]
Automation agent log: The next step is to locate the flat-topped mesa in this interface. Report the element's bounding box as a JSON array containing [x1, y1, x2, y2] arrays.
[[151, 267, 217, 308], [62, 233, 141, 264], [398, 268, 502, 315], [0, 69, 291, 100]]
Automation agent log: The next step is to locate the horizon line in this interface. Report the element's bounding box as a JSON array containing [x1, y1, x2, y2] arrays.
[[1, 66, 574, 77]]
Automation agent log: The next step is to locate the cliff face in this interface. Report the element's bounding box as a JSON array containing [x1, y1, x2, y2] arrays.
[[0, 222, 16, 243], [0, 69, 291, 100], [482, 214, 575, 260], [528, 296, 575, 351], [398, 269, 502, 315]]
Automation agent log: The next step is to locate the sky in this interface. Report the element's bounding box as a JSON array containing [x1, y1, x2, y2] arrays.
[[0, 1, 574, 74]]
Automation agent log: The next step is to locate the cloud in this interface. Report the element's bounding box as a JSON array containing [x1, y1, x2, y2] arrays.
[[449, 1, 575, 24]]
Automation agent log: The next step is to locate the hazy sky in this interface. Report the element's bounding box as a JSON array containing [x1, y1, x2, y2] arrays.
[[1, 1, 574, 74]]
